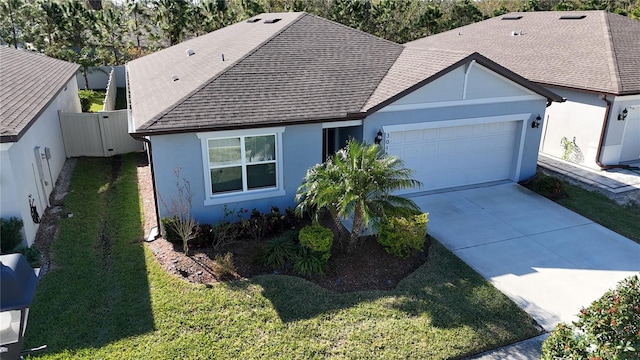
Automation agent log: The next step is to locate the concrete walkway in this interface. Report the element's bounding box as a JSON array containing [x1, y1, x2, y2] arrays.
[[409, 183, 640, 357]]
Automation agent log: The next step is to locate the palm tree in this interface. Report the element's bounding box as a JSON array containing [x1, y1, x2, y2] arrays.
[[296, 140, 422, 252]]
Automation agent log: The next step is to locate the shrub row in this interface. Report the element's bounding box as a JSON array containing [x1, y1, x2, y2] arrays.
[[256, 226, 334, 276], [542, 275, 640, 360], [161, 206, 299, 249]]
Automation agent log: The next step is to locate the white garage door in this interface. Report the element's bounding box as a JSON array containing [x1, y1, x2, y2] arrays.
[[386, 121, 518, 192]]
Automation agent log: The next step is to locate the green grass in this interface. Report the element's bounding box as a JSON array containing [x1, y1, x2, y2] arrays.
[[536, 172, 640, 244], [87, 90, 106, 112], [25, 155, 538, 359]]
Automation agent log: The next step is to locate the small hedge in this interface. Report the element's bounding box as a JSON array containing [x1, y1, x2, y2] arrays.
[[160, 217, 181, 244], [1, 217, 24, 253], [298, 225, 333, 261], [377, 212, 428, 258], [542, 275, 640, 360], [78, 89, 96, 112]]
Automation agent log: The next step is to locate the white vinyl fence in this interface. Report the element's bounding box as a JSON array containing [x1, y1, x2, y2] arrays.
[[59, 110, 143, 157]]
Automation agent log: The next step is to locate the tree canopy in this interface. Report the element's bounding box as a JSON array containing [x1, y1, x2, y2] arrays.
[[1, 0, 637, 68]]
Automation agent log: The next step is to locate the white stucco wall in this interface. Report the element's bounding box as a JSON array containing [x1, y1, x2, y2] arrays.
[[540, 87, 640, 168], [0, 76, 81, 247]]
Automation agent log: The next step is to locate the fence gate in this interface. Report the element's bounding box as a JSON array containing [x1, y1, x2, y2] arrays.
[[59, 110, 143, 157]]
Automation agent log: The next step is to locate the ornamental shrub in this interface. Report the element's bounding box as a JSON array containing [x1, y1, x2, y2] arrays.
[[78, 89, 96, 112], [377, 212, 428, 258], [298, 225, 333, 261], [542, 275, 640, 360], [0, 217, 24, 253], [293, 246, 326, 275], [160, 217, 181, 243], [257, 231, 298, 269]]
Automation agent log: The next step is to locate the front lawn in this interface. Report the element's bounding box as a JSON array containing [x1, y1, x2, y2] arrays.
[[24, 155, 539, 359], [530, 172, 640, 244]]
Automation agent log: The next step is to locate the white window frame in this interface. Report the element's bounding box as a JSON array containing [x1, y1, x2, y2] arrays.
[[197, 127, 285, 206]]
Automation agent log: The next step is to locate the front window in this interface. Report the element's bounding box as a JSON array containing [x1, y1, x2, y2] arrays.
[[207, 134, 278, 195]]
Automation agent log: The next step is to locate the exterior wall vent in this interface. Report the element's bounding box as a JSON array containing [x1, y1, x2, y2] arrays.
[[247, 18, 261, 23], [502, 16, 523, 20], [560, 15, 587, 20], [186, 48, 195, 57], [264, 18, 281, 24]]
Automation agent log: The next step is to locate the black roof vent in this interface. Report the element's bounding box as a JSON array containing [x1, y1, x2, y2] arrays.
[[560, 15, 587, 20], [264, 18, 281, 24], [247, 18, 261, 23], [502, 16, 523, 20]]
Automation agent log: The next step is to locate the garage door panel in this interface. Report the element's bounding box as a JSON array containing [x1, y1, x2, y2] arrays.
[[387, 121, 518, 192]]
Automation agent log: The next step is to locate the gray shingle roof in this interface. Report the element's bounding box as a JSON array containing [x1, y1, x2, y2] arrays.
[[406, 11, 640, 95], [0, 47, 80, 143], [128, 12, 403, 134], [128, 12, 563, 135]]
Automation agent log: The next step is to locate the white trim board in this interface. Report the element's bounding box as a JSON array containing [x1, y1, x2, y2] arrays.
[[377, 95, 541, 113]]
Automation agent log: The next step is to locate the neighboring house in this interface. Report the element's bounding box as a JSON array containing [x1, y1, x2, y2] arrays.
[[408, 11, 640, 170], [0, 47, 81, 247], [126, 12, 562, 225]]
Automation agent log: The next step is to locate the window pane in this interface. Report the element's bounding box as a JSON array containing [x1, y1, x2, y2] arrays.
[[211, 167, 242, 193], [245, 135, 275, 163], [247, 163, 276, 189], [209, 138, 241, 166]]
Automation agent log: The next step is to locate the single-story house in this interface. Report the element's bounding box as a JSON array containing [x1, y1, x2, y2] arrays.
[[407, 11, 640, 170], [126, 12, 562, 225], [0, 47, 81, 247]]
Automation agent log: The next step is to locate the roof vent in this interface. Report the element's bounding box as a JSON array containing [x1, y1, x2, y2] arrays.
[[511, 30, 524, 36], [502, 16, 523, 20], [247, 18, 261, 23], [171, 75, 179, 82], [560, 15, 587, 20], [264, 18, 281, 24], [186, 48, 195, 57]]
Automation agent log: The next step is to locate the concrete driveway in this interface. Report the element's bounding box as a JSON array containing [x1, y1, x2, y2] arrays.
[[409, 182, 640, 331]]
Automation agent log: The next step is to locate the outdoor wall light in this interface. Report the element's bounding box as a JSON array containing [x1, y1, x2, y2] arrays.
[[0, 254, 45, 360], [531, 114, 541, 128], [618, 108, 628, 121], [374, 130, 383, 145]]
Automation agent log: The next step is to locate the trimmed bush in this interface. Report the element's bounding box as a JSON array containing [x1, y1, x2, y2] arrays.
[[298, 225, 333, 261], [542, 275, 640, 360], [160, 217, 181, 243], [257, 231, 298, 269], [78, 89, 96, 112], [19, 246, 42, 268], [1, 217, 24, 253], [211, 221, 241, 251], [377, 212, 428, 258]]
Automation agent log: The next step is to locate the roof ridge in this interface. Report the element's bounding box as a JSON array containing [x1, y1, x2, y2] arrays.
[[139, 12, 308, 130], [601, 11, 623, 94], [303, 12, 404, 48]]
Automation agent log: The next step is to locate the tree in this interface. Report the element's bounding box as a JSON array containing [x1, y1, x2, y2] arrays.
[[445, 0, 485, 30], [126, 0, 150, 49], [153, 0, 191, 46], [0, 0, 25, 48], [96, 7, 127, 64], [296, 140, 422, 251]]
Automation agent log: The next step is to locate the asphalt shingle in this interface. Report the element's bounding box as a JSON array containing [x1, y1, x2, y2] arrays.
[[128, 12, 403, 133], [406, 11, 640, 95], [0, 47, 80, 142]]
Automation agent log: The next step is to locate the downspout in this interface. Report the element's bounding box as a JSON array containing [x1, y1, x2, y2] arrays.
[[597, 95, 629, 170], [139, 136, 162, 240]]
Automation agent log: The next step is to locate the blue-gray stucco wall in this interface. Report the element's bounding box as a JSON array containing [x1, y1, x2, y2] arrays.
[[363, 99, 549, 182], [150, 123, 323, 225]]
